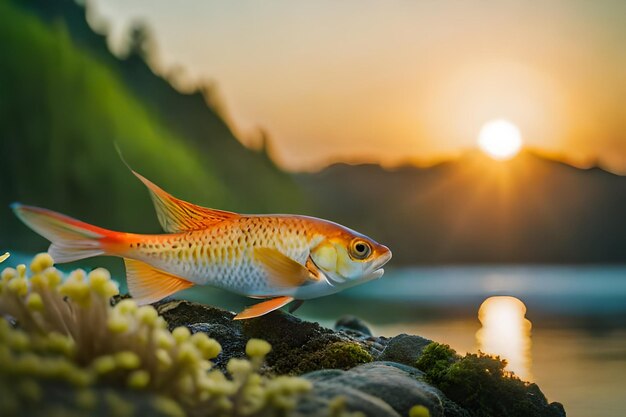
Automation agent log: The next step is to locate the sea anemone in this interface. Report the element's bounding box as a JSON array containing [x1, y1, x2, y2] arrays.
[[0, 253, 312, 417]]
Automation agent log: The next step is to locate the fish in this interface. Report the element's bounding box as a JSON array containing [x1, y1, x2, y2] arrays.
[[11, 169, 391, 319]]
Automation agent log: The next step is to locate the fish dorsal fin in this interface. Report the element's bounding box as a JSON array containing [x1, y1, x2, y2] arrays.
[[234, 296, 294, 320], [254, 247, 320, 288], [131, 170, 239, 233], [124, 258, 194, 305]]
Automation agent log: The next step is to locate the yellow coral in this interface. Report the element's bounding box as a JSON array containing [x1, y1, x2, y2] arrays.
[[136, 305, 159, 326], [127, 370, 150, 389], [0, 253, 316, 417], [107, 313, 131, 334], [227, 358, 252, 377], [409, 405, 431, 417], [92, 355, 117, 374], [58, 270, 90, 305], [172, 326, 190, 343], [30, 253, 53, 273], [115, 351, 141, 370], [88, 268, 119, 298], [152, 396, 185, 417], [246, 338, 272, 358], [8, 276, 28, 296], [1, 266, 16, 281], [26, 292, 44, 312], [191, 332, 222, 359]]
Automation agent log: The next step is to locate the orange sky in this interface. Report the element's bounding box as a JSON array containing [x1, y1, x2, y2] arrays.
[[91, 0, 626, 172]]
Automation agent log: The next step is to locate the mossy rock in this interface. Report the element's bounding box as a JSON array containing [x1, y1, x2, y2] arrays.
[[415, 343, 565, 417], [300, 362, 445, 417], [240, 308, 376, 375], [155, 300, 378, 375], [286, 341, 373, 375], [378, 334, 432, 366]]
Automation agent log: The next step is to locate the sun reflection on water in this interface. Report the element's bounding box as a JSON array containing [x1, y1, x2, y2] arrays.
[[476, 296, 533, 380]]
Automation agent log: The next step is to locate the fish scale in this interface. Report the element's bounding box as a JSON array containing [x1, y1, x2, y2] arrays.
[[130, 216, 318, 295]]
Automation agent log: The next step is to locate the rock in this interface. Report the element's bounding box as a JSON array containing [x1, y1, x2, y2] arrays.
[[415, 342, 566, 417], [241, 309, 375, 374], [155, 300, 377, 375], [300, 362, 445, 417], [335, 315, 373, 336], [187, 322, 246, 370], [295, 370, 404, 417], [378, 334, 433, 366], [151, 300, 565, 417], [155, 299, 236, 329]]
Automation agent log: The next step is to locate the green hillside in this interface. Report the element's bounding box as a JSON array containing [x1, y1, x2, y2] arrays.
[[0, 0, 306, 250]]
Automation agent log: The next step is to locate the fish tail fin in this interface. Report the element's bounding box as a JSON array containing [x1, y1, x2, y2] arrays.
[[11, 203, 115, 263]]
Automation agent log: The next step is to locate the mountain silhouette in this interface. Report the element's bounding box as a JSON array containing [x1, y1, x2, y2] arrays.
[[298, 151, 626, 264]]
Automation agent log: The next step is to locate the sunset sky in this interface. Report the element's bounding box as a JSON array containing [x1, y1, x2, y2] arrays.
[[90, 0, 626, 172]]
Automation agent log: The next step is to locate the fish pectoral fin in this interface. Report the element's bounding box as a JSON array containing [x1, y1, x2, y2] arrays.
[[119, 153, 238, 232], [254, 247, 316, 287], [124, 258, 194, 305], [234, 296, 294, 320]]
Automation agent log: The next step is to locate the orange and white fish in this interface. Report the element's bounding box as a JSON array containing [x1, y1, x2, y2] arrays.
[[12, 170, 391, 319]]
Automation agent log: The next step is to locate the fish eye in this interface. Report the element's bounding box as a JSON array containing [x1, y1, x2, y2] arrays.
[[350, 239, 372, 260]]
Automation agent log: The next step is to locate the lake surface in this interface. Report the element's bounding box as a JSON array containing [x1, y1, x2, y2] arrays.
[[4, 255, 626, 416], [301, 266, 626, 417]]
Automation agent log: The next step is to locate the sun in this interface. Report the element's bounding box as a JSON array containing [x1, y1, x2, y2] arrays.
[[477, 119, 523, 160]]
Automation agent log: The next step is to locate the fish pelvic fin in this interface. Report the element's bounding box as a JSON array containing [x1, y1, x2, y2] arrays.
[[254, 247, 319, 288], [123, 258, 194, 305], [12, 203, 110, 263], [288, 299, 305, 314], [118, 154, 238, 232], [234, 296, 294, 320]]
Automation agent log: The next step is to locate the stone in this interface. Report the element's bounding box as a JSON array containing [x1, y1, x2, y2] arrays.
[[301, 362, 444, 417], [378, 334, 433, 366], [151, 300, 565, 417], [335, 315, 373, 336]]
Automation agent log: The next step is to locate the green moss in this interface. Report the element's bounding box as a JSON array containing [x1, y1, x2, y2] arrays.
[[240, 310, 374, 376], [292, 342, 373, 375], [415, 342, 457, 382], [415, 343, 562, 417]]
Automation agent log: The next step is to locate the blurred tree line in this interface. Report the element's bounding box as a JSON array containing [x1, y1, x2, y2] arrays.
[[0, 0, 307, 251]]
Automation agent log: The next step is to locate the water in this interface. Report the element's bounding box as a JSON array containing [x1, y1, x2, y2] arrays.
[[304, 266, 626, 417], [4, 255, 625, 416]]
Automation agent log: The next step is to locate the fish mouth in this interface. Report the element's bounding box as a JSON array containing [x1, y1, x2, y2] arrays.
[[374, 250, 392, 269], [365, 250, 391, 281], [368, 268, 385, 280]]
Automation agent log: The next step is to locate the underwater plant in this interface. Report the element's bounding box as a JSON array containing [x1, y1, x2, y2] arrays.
[[0, 253, 313, 417]]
